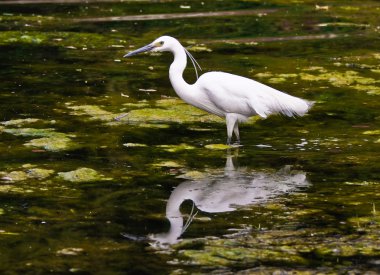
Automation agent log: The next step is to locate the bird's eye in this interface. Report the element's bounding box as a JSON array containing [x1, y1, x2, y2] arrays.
[[159, 41, 164, 46]]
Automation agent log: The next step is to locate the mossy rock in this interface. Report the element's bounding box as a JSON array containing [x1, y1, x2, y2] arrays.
[[58, 168, 112, 182]]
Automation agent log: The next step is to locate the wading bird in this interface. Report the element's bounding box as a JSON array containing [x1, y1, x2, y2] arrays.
[[124, 36, 312, 144]]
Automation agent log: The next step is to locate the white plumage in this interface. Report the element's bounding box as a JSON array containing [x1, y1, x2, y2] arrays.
[[125, 36, 312, 144]]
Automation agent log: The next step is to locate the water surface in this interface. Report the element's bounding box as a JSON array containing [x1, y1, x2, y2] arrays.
[[0, 0, 379, 273]]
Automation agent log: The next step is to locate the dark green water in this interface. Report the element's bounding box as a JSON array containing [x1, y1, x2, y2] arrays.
[[0, 0, 379, 273]]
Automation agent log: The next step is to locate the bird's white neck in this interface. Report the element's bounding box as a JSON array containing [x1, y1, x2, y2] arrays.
[[169, 44, 192, 101]]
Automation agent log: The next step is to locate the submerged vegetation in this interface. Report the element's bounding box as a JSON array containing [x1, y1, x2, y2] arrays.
[[0, 0, 379, 273]]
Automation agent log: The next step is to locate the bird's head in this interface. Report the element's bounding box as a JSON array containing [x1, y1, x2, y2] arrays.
[[124, 36, 177, 57]]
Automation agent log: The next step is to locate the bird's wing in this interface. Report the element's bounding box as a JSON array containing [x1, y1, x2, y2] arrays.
[[197, 72, 311, 118]]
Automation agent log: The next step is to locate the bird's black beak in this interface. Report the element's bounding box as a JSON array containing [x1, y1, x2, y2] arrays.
[[124, 44, 155, 57]]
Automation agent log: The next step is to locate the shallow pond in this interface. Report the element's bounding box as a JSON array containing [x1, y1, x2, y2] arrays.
[[0, 0, 379, 273]]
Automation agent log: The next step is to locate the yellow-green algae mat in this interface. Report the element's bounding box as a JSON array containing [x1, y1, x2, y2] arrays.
[[165, 190, 380, 272], [1, 118, 76, 152]]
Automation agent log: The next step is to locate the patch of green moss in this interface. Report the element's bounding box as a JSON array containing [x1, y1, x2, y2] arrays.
[[137, 123, 171, 129], [123, 143, 148, 148], [254, 72, 273, 78], [344, 181, 379, 186], [188, 45, 212, 52], [1, 171, 28, 181], [67, 104, 122, 122], [0, 31, 117, 49], [1, 167, 55, 182], [177, 170, 206, 180], [3, 126, 76, 151], [156, 143, 196, 152], [268, 77, 286, 84], [0, 185, 26, 193], [362, 130, 380, 135], [3, 128, 56, 137], [25, 134, 75, 151], [299, 70, 379, 94], [122, 101, 150, 108], [125, 99, 223, 124], [26, 168, 55, 179], [153, 161, 182, 168], [57, 167, 112, 182], [204, 144, 231, 150], [1, 118, 41, 127]]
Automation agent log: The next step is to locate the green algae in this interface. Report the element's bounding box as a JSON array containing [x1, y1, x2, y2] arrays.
[[123, 143, 148, 148], [176, 218, 380, 271], [26, 168, 55, 179], [67, 104, 121, 122], [3, 127, 57, 137], [187, 45, 212, 52], [0, 31, 119, 50], [156, 143, 196, 153], [1, 167, 55, 182], [25, 135, 75, 151], [268, 77, 286, 84], [177, 170, 207, 180], [256, 67, 380, 95], [1, 170, 28, 182], [363, 130, 380, 135], [344, 181, 379, 186], [2, 127, 76, 151], [57, 167, 112, 182], [125, 98, 223, 124], [204, 144, 231, 150], [1, 0, 380, 273], [1, 118, 41, 127], [153, 161, 183, 168], [0, 185, 27, 193], [299, 70, 378, 86], [56, 247, 84, 256], [122, 101, 150, 108]]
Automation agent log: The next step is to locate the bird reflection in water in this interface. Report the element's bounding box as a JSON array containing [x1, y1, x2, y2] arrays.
[[149, 152, 309, 247]]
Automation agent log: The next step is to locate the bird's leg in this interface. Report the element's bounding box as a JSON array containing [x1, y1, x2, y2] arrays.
[[226, 114, 237, 145], [233, 122, 240, 145]]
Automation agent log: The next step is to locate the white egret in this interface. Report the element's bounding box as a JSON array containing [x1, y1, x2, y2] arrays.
[[124, 36, 313, 144]]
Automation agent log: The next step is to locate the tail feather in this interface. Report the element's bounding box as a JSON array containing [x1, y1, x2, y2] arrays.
[[253, 90, 313, 118]]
